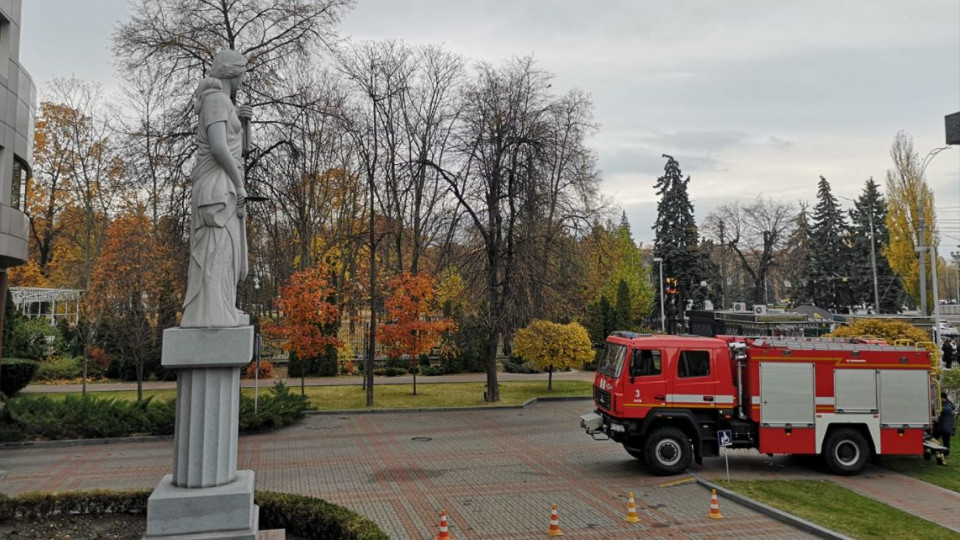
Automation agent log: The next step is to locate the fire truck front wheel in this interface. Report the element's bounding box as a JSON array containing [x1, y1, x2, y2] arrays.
[[643, 427, 693, 475], [823, 428, 870, 475]]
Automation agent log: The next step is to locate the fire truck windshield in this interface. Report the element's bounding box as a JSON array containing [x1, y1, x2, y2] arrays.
[[597, 343, 627, 379]]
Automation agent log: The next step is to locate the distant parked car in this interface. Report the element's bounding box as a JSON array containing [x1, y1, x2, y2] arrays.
[[938, 321, 959, 337]]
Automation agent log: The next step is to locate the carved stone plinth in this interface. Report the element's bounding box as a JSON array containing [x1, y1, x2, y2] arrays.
[[145, 325, 257, 539]]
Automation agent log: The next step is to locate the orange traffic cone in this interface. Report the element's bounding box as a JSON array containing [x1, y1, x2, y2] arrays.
[[707, 489, 724, 520], [547, 503, 564, 536], [435, 509, 453, 540], [624, 491, 641, 523]]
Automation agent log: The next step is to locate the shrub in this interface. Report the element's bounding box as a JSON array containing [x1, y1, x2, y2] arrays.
[[238, 382, 309, 432], [0, 490, 151, 520], [1, 382, 309, 441], [0, 394, 176, 441], [288, 345, 339, 377], [383, 367, 405, 377], [421, 365, 444, 376], [34, 356, 82, 381], [0, 358, 38, 397], [0, 490, 388, 540], [244, 360, 275, 379], [385, 357, 407, 370], [502, 359, 540, 374], [5, 319, 64, 360], [258, 491, 388, 540]]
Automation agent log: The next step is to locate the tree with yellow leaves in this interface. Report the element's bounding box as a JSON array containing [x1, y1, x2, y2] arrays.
[[883, 131, 937, 313], [513, 320, 593, 390], [827, 318, 934, 354]]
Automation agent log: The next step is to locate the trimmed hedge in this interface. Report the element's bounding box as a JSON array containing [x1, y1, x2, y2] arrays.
[[258, 491, 388, 540], [0, 490, 150, 520], [0, 490, 388, 540], [1, 381, 308, 442], [0, 358, 39, 397]]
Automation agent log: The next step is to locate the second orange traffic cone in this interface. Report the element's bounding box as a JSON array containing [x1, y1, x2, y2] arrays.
[[707, 489, 724, 520], [435, 509, 453, 540], [547, 503, 564, 536], [624, 491, 641, 523]]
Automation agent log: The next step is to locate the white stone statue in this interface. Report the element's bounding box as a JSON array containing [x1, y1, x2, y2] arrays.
[[181, 49, 252, 328]]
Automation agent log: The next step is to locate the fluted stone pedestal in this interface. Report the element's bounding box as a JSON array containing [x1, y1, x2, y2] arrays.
[[145, 326, 258, 540]]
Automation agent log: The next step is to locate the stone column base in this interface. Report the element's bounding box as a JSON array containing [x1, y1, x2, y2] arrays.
[[144, 470, 259, 540]]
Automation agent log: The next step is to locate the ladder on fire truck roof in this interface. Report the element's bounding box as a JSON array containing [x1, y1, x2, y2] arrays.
[[734, 336, 921, 353]]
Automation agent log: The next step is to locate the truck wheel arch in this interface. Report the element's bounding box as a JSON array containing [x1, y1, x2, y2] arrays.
[[816, 417, 880, 456], [638, 409, 701, 453]]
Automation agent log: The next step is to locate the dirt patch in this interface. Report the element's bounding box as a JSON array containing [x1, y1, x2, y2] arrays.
[[0, 513, 145, 539]]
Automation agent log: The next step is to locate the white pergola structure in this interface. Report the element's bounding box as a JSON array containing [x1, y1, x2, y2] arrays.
[[9, 287, 83, 326]]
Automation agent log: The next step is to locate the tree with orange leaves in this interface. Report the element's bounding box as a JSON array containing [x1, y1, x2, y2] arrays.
[[379, 273, 455, 395], [265, 266, 342, 395], [87, 205, 177, 401]]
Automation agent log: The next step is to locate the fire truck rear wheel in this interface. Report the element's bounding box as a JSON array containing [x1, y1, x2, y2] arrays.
[[643, 427, 692, 475], [824, 428, 870, 475]]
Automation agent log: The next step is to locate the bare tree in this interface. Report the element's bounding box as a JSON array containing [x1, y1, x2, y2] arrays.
[[704, 196, 795, 305]]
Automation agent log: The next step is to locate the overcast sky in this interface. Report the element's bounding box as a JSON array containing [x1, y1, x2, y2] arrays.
[[19, 0, 960, 253]]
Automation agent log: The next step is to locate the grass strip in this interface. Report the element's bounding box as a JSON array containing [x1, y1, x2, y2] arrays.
[[880, 437, 959, 494], [719, 480, 958, 540], [29, 380, 593, 410]]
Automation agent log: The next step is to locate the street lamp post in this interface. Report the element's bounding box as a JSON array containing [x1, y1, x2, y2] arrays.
[[654, 257, 665, 333], [920, 146, 949, 345]]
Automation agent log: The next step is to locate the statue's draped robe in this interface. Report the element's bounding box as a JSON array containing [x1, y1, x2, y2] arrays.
[[181, 79, 248, 327]]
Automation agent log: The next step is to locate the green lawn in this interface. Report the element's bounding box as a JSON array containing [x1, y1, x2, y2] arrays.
[[30, 380, 593, 410], [719, 480, 958, 540], [880, 436, 960, 493]]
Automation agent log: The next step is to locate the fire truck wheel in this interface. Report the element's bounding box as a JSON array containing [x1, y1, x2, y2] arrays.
[[643, 427, 692, 475], [824, 428, 870, 475]]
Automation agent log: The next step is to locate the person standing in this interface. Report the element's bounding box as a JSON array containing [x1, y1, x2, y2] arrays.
[[943, 338, 956, 370], [936, 391, 955, 461]]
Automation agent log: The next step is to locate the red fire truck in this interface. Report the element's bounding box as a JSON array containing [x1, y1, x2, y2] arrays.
[[580, 332, 937, 475]]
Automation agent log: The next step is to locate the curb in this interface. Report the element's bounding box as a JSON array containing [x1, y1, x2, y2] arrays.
[[692, 475, 853, 540], [305, 395, 592, 416], [1, 397, 594, 448], [1, 435, 173, 450]]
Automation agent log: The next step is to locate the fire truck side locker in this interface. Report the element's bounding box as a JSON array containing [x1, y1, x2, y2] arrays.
[[758, 362, 816, 454]]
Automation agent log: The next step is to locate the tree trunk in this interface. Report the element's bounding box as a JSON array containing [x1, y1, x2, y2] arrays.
[[484, 330, 499, 402], [136, 361, 144, 403], [412, 361, 417, 396], [548, 364, 554, 391]]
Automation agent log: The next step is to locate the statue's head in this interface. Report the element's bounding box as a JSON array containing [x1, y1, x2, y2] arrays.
[[209, 49, 248, 100]]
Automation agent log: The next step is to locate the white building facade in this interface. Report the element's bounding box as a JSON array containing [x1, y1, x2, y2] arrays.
[[0, 0, 33, 270]]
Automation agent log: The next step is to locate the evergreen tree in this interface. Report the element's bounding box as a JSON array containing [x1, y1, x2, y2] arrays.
[[809, 176, 853, 312], [849, 178, 903, 313], [614, 279, 632, 331], [652, 155, 712, 330], [787, 203, 816, 306]]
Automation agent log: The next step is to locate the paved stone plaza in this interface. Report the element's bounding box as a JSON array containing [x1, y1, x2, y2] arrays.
[[1, 400, 820, 539]]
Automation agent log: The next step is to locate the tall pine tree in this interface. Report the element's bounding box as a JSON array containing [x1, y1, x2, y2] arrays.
[[810, 176, 853, 312], [652, 155, 713, 330], [849, 178, 903, 313], [787, 203, 816, 306]]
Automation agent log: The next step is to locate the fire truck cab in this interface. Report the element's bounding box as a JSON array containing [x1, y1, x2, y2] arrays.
[[580, 332, 935, 476]]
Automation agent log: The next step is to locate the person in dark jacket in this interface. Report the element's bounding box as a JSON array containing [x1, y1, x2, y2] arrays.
[[937, 391, 955, 459], [942, 338, 956, 370]]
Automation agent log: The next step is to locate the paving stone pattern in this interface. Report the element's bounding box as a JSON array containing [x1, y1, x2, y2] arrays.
[[1, 401, 816, 539]]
